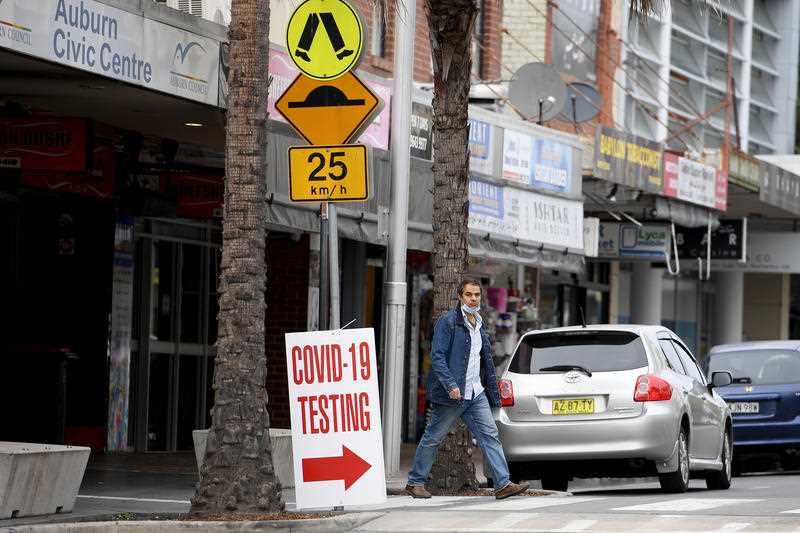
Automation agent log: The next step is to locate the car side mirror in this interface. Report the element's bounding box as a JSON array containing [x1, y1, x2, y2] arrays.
[[709, 371, 733, 391]]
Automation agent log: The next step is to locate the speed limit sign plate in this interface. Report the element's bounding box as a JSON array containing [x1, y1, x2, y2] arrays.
[[288, 144, 369, 202]]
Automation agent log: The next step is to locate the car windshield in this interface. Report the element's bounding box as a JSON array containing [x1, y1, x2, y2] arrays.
[[709, 349, 800, 386], [509, 331, 648, 374]]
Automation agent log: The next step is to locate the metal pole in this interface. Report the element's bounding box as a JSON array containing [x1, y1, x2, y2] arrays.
[[329, 203, 340, 329], [382, 0, 416, 479], [319, 202, 330, 331]]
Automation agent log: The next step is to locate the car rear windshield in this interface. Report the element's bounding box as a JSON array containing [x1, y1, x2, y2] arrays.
[[508, 331, 649, 374], [709, 349, 800, 386]]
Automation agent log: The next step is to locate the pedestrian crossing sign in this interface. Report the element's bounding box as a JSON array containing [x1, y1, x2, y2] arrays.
[[286, 0, 364, 81]]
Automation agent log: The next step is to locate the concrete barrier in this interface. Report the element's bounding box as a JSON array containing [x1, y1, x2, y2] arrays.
[[0, 442, 90, 519], [192, 429, 294, 488]]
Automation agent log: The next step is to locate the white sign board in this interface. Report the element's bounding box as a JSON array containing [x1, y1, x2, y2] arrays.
[[468, 178, 584, 251], [713, 232, 800, 273], [284, 328, 386, 509], [0, 0, 221, 106]]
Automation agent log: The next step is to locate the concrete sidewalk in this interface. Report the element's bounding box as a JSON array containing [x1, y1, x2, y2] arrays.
[[0, 443, 494, 528]]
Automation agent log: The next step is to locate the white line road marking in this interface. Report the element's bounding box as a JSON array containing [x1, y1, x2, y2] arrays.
[[719, 523, 751, 531], [552, 519, 597, 531], [782, 508, 800, 514], [451, 496, 605, 512], [476, 513, 540, 530], [613, 498, 760, 512], [347, 496, 473, 510], [77, 495, 191, 504]]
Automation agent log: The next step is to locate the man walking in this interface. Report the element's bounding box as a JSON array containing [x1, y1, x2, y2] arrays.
[[406, 278, 529, 499]]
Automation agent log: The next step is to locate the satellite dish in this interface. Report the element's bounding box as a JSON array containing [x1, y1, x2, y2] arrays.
[[558, 82, 603, 123], [508, 62, 566, 123]]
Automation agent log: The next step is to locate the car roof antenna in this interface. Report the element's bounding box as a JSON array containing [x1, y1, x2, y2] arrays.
[[579, 306, 587, 328]]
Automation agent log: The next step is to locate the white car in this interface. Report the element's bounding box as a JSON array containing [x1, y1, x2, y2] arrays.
[[494, 324, 733, 493]]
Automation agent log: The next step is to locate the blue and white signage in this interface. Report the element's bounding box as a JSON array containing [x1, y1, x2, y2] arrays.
[[469, 178, 584, 251], [599, 223, 670, 259], [503, 129, 573, 194], [0, 0, 221, 106], [469, 118, 494, 175]]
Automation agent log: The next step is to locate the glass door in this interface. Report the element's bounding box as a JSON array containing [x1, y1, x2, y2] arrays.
[[131, 219, 220, 451]]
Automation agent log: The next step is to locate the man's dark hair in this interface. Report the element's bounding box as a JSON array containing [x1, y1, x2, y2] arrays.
[[458, 277, 482, 296]]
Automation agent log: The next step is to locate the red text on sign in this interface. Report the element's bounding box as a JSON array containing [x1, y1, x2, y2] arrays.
[[297, 392, 371, 434], [291, 342, 372, 384]]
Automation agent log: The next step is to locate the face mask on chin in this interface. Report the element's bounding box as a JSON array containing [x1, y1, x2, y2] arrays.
[[461, 303, 481, 315]]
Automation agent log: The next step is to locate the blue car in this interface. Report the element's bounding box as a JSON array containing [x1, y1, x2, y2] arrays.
[[708, 341, 800, 473]]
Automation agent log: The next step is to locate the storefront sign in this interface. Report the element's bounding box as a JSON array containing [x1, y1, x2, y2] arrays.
[[502, 130, 573, 194], [284, 328, 386, 509], [663, 152, 727, 210], [598, 222, 670, 259], [0, 0, 221, 106], [760, 165, 800, 215], [0, 118, 88, 171], [410, 102, 433, 160], [714, 232, 800, 273], [267, 48, 391, 150], [593, 126, 663, 193], [163, 173, 224, 218], [583, 217, 599, 257], [502, 129, 532, 183], [676, 219, 746, 261], [469, 179, 584, 250], [20, 143, 115, 199], [469, 118, 494, 175]]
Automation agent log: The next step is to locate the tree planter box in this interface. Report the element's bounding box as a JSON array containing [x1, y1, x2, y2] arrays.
[[193, 429, 294, 488], [0, 442, 90, 519]]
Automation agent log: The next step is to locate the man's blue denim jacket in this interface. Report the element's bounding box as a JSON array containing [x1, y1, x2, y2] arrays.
[[426, 306, 501, 408]]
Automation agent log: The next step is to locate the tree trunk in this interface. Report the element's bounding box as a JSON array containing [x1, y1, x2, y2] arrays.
[[191, 0, 282, 514], [425, 0, 480, 495]]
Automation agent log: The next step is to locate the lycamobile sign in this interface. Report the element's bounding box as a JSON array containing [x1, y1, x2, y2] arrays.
[[598, 222, 670, 259], [0, 0, 220, 106]]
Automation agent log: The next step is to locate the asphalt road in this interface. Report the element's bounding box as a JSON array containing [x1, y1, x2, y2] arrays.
[[3, 469, 800, 531], [352, 473, 800, 532]]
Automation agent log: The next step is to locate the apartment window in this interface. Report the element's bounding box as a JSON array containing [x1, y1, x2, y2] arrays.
[[470, 0, 485, 78], [370, 1, 386, 57]]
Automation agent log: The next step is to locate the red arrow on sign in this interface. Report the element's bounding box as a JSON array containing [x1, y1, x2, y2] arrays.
[[301, 445, 371, 490]]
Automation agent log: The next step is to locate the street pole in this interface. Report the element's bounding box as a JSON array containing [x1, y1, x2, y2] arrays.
[[329, 203, 340, 329], [319, 202, 330, 331], [381, 0, 416, 479]]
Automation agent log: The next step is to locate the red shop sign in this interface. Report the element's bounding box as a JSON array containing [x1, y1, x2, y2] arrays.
[[21, 144, 115, 199], [0, 118, 89, 172], [162, 173, 224, 218]]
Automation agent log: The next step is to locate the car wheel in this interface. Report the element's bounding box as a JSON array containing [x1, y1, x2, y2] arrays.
[[541, 476, 568, 492], [706, 431, 732, 490], [659, 428, 690, 493]]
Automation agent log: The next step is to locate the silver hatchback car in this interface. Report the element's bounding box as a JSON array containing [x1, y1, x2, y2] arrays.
[[494, 325, 734, 493]]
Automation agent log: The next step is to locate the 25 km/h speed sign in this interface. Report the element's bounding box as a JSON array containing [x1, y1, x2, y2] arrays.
[[285, 328, 386, 509], [288, 144, 368, 202]]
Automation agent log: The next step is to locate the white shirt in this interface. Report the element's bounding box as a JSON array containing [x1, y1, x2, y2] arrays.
[[462, 311, 484, 400]]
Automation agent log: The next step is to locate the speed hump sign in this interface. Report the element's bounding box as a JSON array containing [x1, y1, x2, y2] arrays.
[[288, 144, 368, 202]]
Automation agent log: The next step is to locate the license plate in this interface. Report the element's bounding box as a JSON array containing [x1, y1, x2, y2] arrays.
[[729, 401, 759, 414], [552, 398, 595, 415]]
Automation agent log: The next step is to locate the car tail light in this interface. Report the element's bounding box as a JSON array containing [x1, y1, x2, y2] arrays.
[[498, 379, 514, 406], [634, 374, 672, 402]]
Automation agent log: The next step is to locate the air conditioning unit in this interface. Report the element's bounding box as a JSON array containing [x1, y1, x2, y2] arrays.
[[166, 0, 229, 24]]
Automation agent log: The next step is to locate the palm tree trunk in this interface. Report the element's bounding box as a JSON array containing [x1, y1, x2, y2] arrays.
[[425, 0, 480, 495], [191, 0, 282, 514]]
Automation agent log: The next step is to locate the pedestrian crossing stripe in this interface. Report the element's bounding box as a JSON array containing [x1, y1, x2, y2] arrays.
[[286, 0, 364, 80], [446, 495, 605, 512], [612, 498, 761, 512]]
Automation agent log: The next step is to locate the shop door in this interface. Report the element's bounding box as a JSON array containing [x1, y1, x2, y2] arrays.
[[131, 221, 220, 451]]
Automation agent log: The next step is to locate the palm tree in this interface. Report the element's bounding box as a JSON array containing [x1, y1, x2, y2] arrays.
[[425, 0, 482, 494], [191, 0, 283, 514]]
